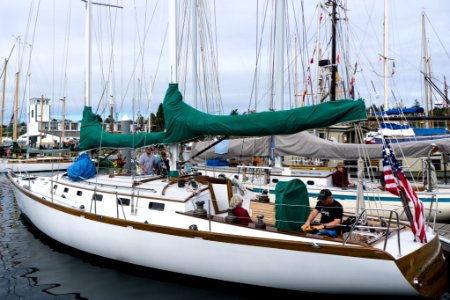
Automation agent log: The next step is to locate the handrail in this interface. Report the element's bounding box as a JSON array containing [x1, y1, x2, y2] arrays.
[[343, 208, 402, 256]]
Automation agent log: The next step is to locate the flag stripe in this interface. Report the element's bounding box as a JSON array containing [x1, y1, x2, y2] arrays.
[[382, 140, 426, 243]]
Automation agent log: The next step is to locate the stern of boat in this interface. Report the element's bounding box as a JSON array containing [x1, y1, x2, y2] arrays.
[[397, 235, 448, 298]]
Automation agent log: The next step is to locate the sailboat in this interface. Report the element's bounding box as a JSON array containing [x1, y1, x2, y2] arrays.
[[189, 131, 450, 222], [0, 43, 74, 173], [6, 0, 449, 297]]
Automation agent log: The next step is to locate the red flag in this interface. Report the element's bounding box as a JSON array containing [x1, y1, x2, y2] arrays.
[[383, 140, 426, 243], [336, 53, 340, 64]]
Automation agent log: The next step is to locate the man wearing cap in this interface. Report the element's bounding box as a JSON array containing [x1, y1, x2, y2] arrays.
[[332, 161, 355, 188], [300, 189, 343, 234], [139, 146, 156, 175]]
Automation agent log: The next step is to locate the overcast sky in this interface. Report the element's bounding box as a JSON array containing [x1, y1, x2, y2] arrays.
[[0, 0, 449, 123]]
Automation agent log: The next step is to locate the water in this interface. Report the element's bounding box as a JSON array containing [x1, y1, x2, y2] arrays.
[[0, 175, 441, 299]]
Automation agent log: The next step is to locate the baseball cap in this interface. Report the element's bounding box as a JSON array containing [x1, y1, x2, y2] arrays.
[[318, 189, 332, 201]]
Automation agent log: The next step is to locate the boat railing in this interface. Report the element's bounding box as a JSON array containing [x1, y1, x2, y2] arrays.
[[343, 208, 402, 256]]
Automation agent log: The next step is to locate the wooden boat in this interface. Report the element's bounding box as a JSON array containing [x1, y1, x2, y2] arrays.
[[7, 1, 448, 297]]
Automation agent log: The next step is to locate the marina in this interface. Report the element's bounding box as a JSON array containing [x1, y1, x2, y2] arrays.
[[0, 0, 449, 298]]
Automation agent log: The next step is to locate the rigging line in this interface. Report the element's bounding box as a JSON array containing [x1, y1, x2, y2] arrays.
[[248, 0, 270, 113], [0, 44, 16, 81], [424, 13, 450, 62], [58, 0, 73, 101], [20, 0, 41, 123], [140, 1, 160, 117], [121, 1, 160, 114]]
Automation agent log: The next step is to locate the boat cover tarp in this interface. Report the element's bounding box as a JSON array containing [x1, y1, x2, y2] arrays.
[[375, 107, 424, 115], [274, 179, 310, 231], [413, 127, 448, 136], [163, 84, 367, 143], [80, 84, 366, 150], [67, 153, 96, 181], [79, 106, 166, 150], [188, 131, 450, 162], [381, 123, 411, 130]]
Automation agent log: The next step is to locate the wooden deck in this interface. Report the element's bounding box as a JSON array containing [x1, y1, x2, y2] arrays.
[[436, 223, 450, 252]]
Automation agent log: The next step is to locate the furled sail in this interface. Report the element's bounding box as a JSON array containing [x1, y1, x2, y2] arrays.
[[79, 106, 166, 150], [163, 84, 367, 143], [80, 83, 367, 150], [189, 131, 450, 162]]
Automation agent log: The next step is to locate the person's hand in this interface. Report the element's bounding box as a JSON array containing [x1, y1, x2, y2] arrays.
[[301, 223, 309, 231]]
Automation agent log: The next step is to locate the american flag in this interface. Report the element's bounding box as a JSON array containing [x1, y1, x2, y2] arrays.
[[382, 140, 426, 243]]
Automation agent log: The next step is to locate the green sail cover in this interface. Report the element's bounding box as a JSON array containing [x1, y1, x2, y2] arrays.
[[79, 83, 367, 149], [274, 179, 310, 231], [163, 83, 367, 143], [79, 106, 166, 150]]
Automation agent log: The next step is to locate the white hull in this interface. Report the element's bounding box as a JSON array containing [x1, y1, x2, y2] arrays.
[[7, 172, 447, 297], [0, 158, 73, 173]]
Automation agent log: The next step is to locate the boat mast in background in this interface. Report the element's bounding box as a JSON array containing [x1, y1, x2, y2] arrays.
[[383, 0, 388, 110], [0, 59, 7, 147], [422, 11, 430, 127], [329, 0, 337, 101]]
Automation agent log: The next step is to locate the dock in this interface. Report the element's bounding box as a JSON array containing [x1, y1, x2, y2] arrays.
[[436, 223, 450, 252]]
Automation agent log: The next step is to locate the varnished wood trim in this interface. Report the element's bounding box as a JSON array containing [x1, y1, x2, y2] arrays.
[[9, 173, 394, 261], [396, 235, 448, 298], [207, 182, 219, 213]]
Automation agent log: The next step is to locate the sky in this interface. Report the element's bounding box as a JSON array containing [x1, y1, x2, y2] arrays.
[[0, 0, 449, 124]]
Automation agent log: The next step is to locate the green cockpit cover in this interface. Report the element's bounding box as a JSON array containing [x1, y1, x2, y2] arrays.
[[275, 179, 310, 231], [79, 83, 367, 150]]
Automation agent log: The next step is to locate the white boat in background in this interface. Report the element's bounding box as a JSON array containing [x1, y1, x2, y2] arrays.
[[189, 132, 450, 221], [0, 156, 74, 173], [7, 0, 449, 298]]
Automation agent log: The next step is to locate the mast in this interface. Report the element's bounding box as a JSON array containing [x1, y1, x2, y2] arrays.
[[169, 0, 179, 171], [330, 0, 337, 101], [26, 73, 30, 158], [169, 0, 178, 84], [13, 71, 19, 144], [314, 5, 322, 105], [85, 0, 92, 107], [383, 0, 388, 110], [422, 11, 429, 127], [191, 0, 198, 108], [0, 59, 7, 147], [61, 97, 66, 148], [445, 76, 448, 129], [274, 0, 285, 110], [39, 95, 44, 146]]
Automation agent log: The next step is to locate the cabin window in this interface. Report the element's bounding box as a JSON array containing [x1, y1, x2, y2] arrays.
[[63, 187, 69, 193], [76, 191, 83, 196], [93, 193, 103, 201], [148, 202, 164, 211], [306, 180, 315, 185], [53, 184, 58, 190], [117, 198, 130, 206]]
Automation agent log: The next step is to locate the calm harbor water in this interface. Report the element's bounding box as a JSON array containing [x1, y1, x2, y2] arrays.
[[0, 174, 440, 299]]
